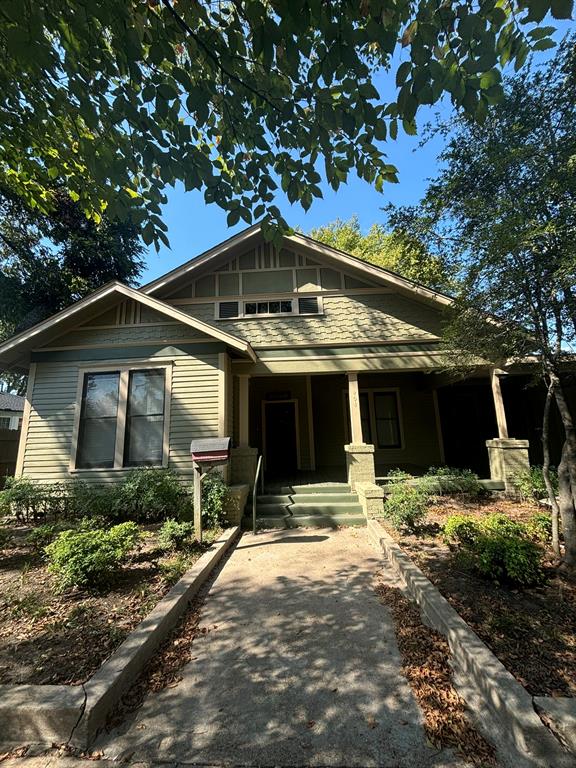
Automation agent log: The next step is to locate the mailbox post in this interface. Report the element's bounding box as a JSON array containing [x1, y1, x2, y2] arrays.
[[190, 438, 231, 543]]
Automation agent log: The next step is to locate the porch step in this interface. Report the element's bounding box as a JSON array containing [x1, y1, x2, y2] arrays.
[[248, 483, 366, 530], [257, 493, 359, 505]]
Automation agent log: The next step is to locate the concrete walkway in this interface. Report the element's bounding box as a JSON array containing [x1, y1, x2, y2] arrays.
[[100, 528, 465, 767]]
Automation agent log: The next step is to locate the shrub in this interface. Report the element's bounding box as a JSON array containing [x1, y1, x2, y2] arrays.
[[201, 473, 229, 528], [112, 468, 191, 523], [159, 518, 195, 550], [422, 467, 484, 497], [514, 465, 558, 501], [27, 522, 72, 552], [526, 511, 553, 543], [158, 555, 189, 585], [0, 477, 44, 521], [443, 515, 481, 546], [444, 513, 544, 587], [0, 527, 11, 548], [45, 522, 140, 590], [383, 480, 430, 532]]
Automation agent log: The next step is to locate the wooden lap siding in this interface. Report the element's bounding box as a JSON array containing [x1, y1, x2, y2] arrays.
[[20, 354, 221, 483]]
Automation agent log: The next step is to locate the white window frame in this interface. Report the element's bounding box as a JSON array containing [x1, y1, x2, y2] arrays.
[[70, 362, 172, 472], [342, 387, 404, 450], [215, 295, 324, 320]]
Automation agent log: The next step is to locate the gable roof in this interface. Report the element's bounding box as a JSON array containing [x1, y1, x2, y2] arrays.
[[0, 282, 256, 374], [141, 223, 453, 308], [0, 393, 24, 412]]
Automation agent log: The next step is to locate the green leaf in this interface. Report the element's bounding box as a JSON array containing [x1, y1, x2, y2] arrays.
[[396, 61, 412, 87], [551, 0, 573, 17]]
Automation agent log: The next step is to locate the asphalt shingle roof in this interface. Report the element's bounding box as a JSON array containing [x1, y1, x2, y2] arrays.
[[0, 393, 24, 412]]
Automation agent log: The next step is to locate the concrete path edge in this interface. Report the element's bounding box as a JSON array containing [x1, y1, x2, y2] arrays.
[[367, 518, 574, 768], [0, 526, 241, 750]]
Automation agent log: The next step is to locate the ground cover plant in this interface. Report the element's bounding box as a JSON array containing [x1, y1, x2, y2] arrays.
[[381, 495, 576, 697], [0, 468, 230, 685], [0, 521, 222, 685]]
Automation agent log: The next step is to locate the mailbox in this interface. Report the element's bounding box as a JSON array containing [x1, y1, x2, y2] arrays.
[[190, 437, 231, 467]]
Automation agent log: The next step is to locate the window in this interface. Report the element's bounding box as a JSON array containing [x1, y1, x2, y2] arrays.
[[124, 370, 166, 466], [74, 367, 168, 470], [0, 417, 11, 430], [76, 372, 120, 469], [344, 389, 402, 449], [216, 297, 322, 319]]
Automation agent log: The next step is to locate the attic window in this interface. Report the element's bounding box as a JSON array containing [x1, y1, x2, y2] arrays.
[[218, 301, 240, 319], [215, 296, 322, 319]]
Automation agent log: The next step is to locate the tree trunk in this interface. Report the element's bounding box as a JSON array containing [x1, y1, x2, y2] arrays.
[[558, 441, 576, 567], [542, 381, 561, 557], [552, 374, 576, 568]]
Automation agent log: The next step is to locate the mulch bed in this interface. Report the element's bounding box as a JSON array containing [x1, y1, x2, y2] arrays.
[[375, 577, 497, 767], [0, 524, 220, 686], [385, 497, 576, 697]]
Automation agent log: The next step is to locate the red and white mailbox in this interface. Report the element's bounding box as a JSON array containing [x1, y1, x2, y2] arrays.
[[190, 437, 231, 543], [190, 437, 231, 467]]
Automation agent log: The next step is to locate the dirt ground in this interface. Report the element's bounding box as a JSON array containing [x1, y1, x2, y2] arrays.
[[0, 525, 219, 685], [385, 496, 576, 697]]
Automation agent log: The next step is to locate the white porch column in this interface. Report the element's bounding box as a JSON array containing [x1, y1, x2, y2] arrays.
[[344, 372, 375, 488], [486, 369, 529, 492], [490, 368, 509, 439], [238, 374, 250, 447], [347, 372, 364, 444], [231, 374, 257, 487]]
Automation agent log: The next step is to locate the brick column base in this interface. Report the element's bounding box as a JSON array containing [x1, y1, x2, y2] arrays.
[[230, 447, 258, 488], [344, 443, 376, 489], [356, 481, 385, 518], [486, 438, 530, 493]]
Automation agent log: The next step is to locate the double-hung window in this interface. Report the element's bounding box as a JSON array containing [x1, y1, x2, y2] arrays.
[[345, 389, 403, 449], [74, 366, 169, 470]]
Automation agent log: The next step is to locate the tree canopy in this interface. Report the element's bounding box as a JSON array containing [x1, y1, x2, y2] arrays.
[[0, 186, 144, 344], [386, 36, 576, 565], [309, 215, 452, 289], [1, 0, 571, 248]]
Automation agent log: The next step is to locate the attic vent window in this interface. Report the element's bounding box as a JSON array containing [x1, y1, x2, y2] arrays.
[[218, 301, 239, 319], [298, 297, 319, 315], [216, 296, 323, 320]]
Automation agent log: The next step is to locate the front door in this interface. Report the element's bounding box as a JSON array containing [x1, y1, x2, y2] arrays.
[[264, 400, 298, 475]]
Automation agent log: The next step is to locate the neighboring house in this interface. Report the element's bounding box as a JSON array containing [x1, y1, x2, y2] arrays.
[[0, 225, 563, 495], [0, 393, 24, 484]]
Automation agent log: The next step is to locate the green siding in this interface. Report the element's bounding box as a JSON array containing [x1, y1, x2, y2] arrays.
[[21, 352, 221, 483], [47, 323, 207, 348], [178, 293, 443, 348]]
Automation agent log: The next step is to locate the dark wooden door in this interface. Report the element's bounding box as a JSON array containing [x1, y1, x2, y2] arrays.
[[264, 401, 298, 474]]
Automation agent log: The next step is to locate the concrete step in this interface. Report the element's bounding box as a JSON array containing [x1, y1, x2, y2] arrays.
[[257, 493, 359, 505], [277, 483, 351, 495], [244, 513, 367, 531], [256, 502, 364, 517]]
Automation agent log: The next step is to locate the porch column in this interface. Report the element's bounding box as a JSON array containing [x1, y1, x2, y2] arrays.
[[238, 375, 250, 447], [344, 372, 376, 489], [347, 373, 364, 444], [490, 369, 509, 439], [230, 374, 258, 487], [486, 369, 529, 492]]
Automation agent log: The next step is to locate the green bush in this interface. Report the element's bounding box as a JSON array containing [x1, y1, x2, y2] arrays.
[[159, 518, 195, 550], [0, 527, 11, 548], [159, 555, 189, 585], [111, 468, 191, 523], [421, 467, 484, 497], [201, 473, 229, 528], [27, 522, 72, 552], [45, 521, 140, 590], [526, 511, 553, 543], [443, 514, 481, 546], [443, 513, 544, 587], [514, 465, 558, 501], [383, 480, 430, 532], [0, 477, 44, 521]]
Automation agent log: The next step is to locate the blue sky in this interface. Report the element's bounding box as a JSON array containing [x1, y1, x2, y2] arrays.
[[141, 21, 573, 284]]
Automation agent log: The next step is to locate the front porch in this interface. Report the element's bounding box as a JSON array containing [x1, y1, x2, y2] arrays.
[[229, 369, 556, 494]]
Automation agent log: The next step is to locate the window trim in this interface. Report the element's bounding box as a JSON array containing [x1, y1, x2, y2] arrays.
[[215, 295, 324, 320], [342, 387, 404, 450], [70, 362, 172, 472]]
